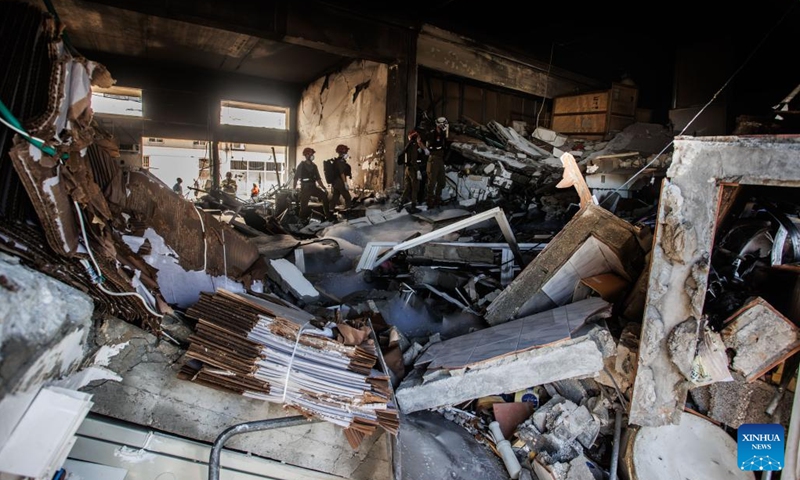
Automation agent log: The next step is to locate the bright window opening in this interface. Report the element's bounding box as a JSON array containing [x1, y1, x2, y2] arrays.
[[92, 86, 143, 117], [221, 143, 287, 197], [220, 100, 286, 130]]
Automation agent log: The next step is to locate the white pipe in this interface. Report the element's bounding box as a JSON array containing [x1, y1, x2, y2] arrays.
[[489, 421, 521, 479], [74, 200, 163, 318]]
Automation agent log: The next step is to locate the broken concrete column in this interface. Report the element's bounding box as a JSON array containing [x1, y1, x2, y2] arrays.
[[0, 253, 94, 449], [630, 136, 800, 427], [395, 326, 614, 413], [485, 204, 646, 326]]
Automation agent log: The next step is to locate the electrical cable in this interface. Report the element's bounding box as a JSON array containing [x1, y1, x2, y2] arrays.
[[535, 42, 555, 129], [599, 1, 797, 208], [0, 107, 57, 156], [73, 200, 164, 318]]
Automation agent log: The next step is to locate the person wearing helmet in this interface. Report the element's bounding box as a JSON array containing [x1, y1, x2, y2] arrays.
[[328, 144, 352, 219], [396, 129, 427, 213], [293, 147, 330, 221], [425, 117, 449, 209]]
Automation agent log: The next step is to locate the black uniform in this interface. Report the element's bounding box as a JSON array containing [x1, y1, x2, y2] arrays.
[[425, 128, 448, 208], [295, 160, 330, 220]]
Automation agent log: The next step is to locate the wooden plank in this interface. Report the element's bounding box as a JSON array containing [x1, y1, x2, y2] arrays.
[[608, 114, 636, 132], [553, 91, 609, 114], [552, 113, 608, 135], [721, 297, 800, 382], [610, 82, 638, 116]]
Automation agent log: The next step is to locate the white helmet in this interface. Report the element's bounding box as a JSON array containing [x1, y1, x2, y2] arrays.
[[435, 117, 448, 129]]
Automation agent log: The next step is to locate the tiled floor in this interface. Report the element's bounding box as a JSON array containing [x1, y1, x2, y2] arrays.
[[416, 297, 611, 370]]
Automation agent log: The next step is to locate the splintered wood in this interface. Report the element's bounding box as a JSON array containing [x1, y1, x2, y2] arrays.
[[180, 290, 398, 448]]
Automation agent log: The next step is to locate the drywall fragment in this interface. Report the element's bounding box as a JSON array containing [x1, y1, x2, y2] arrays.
[[721, 297, 800, 382], [267, 259, 320, 302]]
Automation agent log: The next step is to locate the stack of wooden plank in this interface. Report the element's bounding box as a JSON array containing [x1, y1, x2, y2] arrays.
[[180, 289, 398, 448]]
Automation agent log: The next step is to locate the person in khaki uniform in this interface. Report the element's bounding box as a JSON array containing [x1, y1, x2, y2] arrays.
[[293, 147, 329, 221], [425, 117, 449, 209], [328, 144, 352, 219], [396, 130, 427, 213]]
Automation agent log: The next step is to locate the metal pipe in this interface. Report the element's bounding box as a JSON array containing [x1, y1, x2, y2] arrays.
[[609, 407, 623, 480], [208, 416, 320, 480]]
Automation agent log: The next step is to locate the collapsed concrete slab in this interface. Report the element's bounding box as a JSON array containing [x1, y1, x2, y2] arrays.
[[485, 204, 647, 326], [630, 136, 800, 427], [396, 325, 614, 413]]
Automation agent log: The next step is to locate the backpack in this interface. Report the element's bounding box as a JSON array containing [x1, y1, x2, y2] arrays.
[[323, 158, 337, 184]]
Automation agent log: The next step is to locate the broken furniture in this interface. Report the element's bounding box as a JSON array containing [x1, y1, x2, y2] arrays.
[[630, 135, 800, 427], [485, 203, 648, 326], [365, 206, 525, 271]]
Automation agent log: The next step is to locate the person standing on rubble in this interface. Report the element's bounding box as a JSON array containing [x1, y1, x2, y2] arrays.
[[221, 171, 237, 195], [425, 117, 449, 209], [396, 129, 427, 214], [294, 147, 330, 222], [172, 177, 183, 196], [327, 144, 352, 220]]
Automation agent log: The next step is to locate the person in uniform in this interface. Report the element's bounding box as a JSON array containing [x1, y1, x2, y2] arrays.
[[396, 130, 427, 213], [328, 144, 352, 219], [425, 117, 449, 209], [293, 147, 330, 221]]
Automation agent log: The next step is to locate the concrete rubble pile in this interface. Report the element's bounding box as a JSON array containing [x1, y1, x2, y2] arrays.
[[2, 8, 799, 476]]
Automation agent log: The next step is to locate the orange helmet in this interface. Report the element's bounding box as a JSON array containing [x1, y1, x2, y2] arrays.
[[302, 147, 315, 157], [335, 144, 349, 154]]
